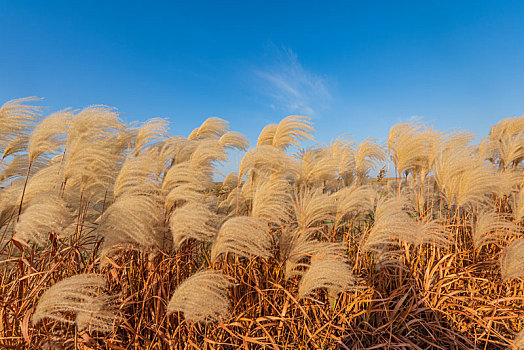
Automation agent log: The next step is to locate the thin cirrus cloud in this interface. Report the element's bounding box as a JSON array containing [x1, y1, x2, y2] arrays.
[[254, 46, 331, 118]]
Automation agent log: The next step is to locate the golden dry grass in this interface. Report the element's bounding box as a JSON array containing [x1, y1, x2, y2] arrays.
[[0, 97, 523, 349]]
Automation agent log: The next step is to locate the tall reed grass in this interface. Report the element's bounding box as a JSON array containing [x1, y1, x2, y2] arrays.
[[0, 97, 523, 349]]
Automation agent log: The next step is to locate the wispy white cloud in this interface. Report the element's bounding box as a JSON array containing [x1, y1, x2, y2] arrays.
[[255, 45, 331, 117]]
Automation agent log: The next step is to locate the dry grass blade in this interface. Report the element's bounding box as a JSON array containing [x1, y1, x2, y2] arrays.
[[167, 269, 234, 323]]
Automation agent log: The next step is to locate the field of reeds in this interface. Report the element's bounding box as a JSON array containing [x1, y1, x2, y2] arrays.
[[0, 96, 523, 349]]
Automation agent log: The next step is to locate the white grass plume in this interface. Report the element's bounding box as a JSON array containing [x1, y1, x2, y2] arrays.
[[256, 116, 314, 150], [363, 196, 449, 252], [251, 176, 291, 226], [0, 97, 42, 149], [362, 197, 413, 253], [472, 210, 520, 249], [257, 123, 278, 146], [33, 274, 119, 332], [425, 129, 474, 174], [493, 169, 522, 199], [387, 120, 428, 177], [239, 145, 297, 180], [162, 161, 213, 193], [501, 238, 524, 280], [66, 106, 123, 147], [411, 218, 451, 247], [162, 136, 198, 165], [295, 146, 337, 188], [283, 235, 345, 279], [165, 183, 205, 210], [272, 116, 314, 150], [217, 186, 249, 217], [113, 149, 163, 199], [351, 138, 386, 182], [16, 163, 62, 206], [133, 118, 169, 156], [169, 202, 217, 249], [511, 188, 524, 223], [62, 106, 125, 202], [98, 192, 163, 249], [2, 133, 29, 159], [188, 117, 229, 141], [329, 136, 356, 185], [63, 136, 122, 202], [513, 329, 524, 350], [0, 154, 48, 183], [190, 140, 227, 171], [219, 131, 249, 151], [298, 254, 361, 304], [14, 195, 73, 246], [167, 269, 234, 323], [211, 216, 272, 262], [28, 110, 71, 162], [334, 184, 376, 222], [75, 294, 121, 332], [292, 187, 336, 236], [0, 164, 64, 226], [433, 149, 499, 208], [485, 115, 524, 169], [222, 172, 239, 189]]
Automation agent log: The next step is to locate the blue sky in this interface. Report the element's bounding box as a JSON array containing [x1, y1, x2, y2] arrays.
[[1, 0, 523, 155]]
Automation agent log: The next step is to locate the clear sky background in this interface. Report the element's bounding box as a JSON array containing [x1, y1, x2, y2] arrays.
[[1, 1, 523, 167]]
